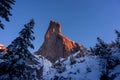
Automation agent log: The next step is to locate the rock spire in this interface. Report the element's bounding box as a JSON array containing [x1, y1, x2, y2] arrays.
[[36, 21, 87, 63]]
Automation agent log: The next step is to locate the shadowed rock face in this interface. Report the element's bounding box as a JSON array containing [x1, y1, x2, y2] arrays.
[[36, 21, 87, 63]]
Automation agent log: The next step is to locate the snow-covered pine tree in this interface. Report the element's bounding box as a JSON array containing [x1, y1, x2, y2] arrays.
[[0, 0, 15, 29], [92, 37, 112, 80], [0, 19, 35, 80], [94, 32, 120, 80], [94, 37, 111, 57]]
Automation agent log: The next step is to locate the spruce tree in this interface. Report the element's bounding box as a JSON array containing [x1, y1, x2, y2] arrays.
[[0, 19, 35, 80], [93, 37, 112, 80], [0, 0, 15, 29], [94, 37, 111, 57], [7, 19, 35, 56]]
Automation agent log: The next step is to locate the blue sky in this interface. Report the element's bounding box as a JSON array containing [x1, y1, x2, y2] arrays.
[[0, 0, 120, 52]]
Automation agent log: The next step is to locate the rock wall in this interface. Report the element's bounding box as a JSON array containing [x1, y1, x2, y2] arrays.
[[36, 21, 87, 63]]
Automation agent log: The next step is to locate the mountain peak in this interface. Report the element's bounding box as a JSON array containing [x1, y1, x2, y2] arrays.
[[36, 21, 87, 63], [45, 20, 61, 40]]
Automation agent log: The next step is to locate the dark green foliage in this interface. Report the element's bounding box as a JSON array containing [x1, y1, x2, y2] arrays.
[[93, 37, 111, 57], [90, 33, 120, 80], [91, 37, 112, 79], [0, 19, 35, 79], [7, 19, 35, 56], [0, 0, 15, 29], [100, 73, 109, 80]]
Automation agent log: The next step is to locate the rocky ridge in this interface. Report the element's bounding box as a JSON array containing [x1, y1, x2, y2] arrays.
[[36, 21, 87, 63]]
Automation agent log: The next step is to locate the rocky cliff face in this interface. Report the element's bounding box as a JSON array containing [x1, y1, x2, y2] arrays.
[[36, 21, 87, 63], [0, 44, 7, 53]]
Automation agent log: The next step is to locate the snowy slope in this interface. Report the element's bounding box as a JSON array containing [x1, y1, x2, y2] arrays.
[[43, 53, 101, 80], [43, 50, 120, 80], [0, 48, 120, 80], [34, 55, 52, 76]]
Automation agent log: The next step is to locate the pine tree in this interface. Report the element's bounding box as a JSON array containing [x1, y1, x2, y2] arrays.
[[0, 0, 15, 29], [92, 37, 112, 80], [0, 19, 35, 80], [94, 37, 111, 57], [8, 19, 35, 57], [115, 30, 120, 48]]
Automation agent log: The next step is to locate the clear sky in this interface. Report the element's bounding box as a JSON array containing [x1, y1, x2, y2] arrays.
[[0, 0, 120, 52]]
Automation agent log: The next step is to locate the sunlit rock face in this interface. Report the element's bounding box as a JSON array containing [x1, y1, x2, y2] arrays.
[[36, 21, 87, 63], [0, 44, 7, 53]]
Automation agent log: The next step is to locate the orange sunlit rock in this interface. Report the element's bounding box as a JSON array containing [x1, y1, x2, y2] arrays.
[[0, 44, 7, 53], [35, 21, 87, 63]]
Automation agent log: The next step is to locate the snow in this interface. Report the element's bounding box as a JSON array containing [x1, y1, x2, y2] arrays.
[[43, 54, 101, 80], [109, 65, 120, 79], [14, 54, 19, 59], [73, 50, 80, 57], [42, 49, 120, 80], [0, 74, 9, 80], [0, 59, 5, 63], [42, 57, 52, 76], [111, 52, 120, 60], [115, 76, 120, 80], [0, 47, 120, 80], [65, 56, 101, 80], [33, 54, 43, 64]]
